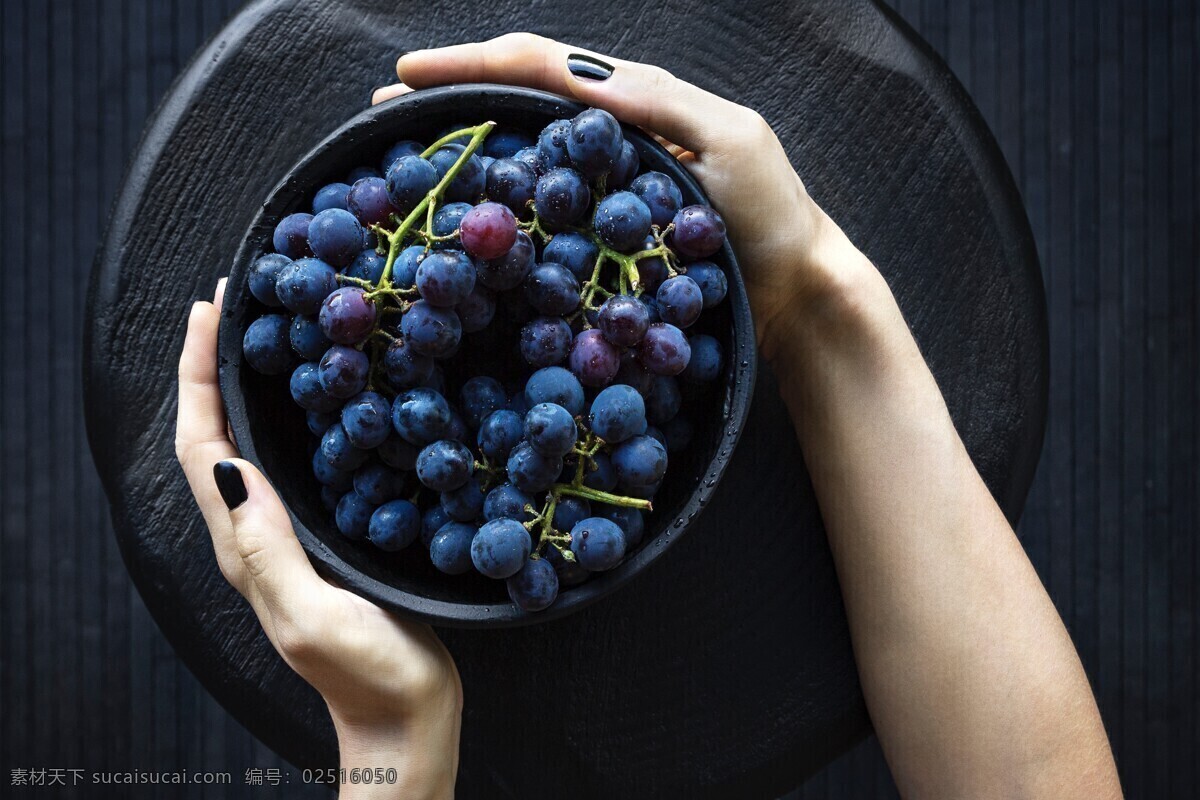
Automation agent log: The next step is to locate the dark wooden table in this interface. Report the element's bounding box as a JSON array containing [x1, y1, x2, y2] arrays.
[[82, 1, 1045, 797]]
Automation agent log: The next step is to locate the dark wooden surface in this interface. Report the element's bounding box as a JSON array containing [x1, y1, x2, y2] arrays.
[[0, 3, 1194, 800]]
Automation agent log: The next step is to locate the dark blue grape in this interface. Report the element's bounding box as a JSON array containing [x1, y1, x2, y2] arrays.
[[552, 496, 591, 533], [645, 375, 681, 425], [341, 391, 391, 449], [318, 344, 369, 398], [544, 544, 590, 586], [612, 434, 668, 488], [354, 461, 404, 504], [484, 127, 536, 159], [639, 294, 661, 324], [534, 168, 590, 227], [242, 314, 296, 375], [519, 316, 572, 367], [421, 506, 451, 548], [416, 439, 473, 492], [594, 503, 645, 548], [306, 409, 338, 437], [582, 451, 617, 491], [346, 177, 397, 226], [485, 158, 537, 216], [629, 171, 683, 228], [313, 448, 353, 491], [431, 201, 473, 239], [378, 431, 419, 470], [598, 294, 651, 347], [381, 140, 425, 174], [368, 499, 421, 551], [483, 483, 534, 523], [383, 338, 434, 389], [448, 408, 470, 445], [644, 425, 667, 449], [589, 384, 647, 444], [272, 213, 313, 259], [416, 249, 476, 307], [638, 323, 691, 376], [477, 410, 524, 462], [471, 518, 532, 578], [391, 245, 426, 288], [681, 334, 723, 383], [569, 517, 626, 571], [345, 249, 386, 284], [613, 352, 654, 395], [248, 253, 291, 306], [670, 205, 726, 258], [391, 387, 452, 446], [335, 492, 376, 540], [385, 154, 438, 214], [524, 262, 580, 315], [537, 119, 572, 171], [568, 329, 621, 387], [290, 362, 342, 413], [594, 191, 652, 251], [321, 485, 341, 511], [506, 441, 563, 494], [477, 230, 534, 290], [566, 109, 623, 178], [400, 300, 462, 359], [276, 257, 338, 314], [608, 141, 639, 189], [525, 403, 577, 458], [506, 557, 559, 612], [429, 144, 486, 203], [456, 285, 496, 332], [313, 182, 352, 213], [542, 231, 598, 282], [656, 275, 703, 328], [429, 522, 478, 574], [512, 146, 545, 176], [524, 366, 585, 416], [460, 376, 506, 428], [683, 261, 728, 308], [441, 477, 485, 522], [321, 422, 370, 471], [346, 165, 381, 183], [308, 208, 364, 268], [660, 416, 694, 453]]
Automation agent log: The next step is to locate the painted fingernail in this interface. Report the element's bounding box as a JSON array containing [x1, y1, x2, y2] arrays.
[[567, 53, 613, 81], [213, 461, 248, 510]]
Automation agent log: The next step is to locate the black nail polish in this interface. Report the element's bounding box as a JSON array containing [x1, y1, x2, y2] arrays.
[[213, 461, 248, 510], [567, 53, 614, 81]]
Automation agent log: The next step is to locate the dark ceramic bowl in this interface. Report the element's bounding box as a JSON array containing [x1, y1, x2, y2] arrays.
[[218, 84, 756, 628]]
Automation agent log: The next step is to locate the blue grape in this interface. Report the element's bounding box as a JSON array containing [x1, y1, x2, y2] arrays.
[[445, 409, 470, 444], [400, 300, 462, 359], [431, 201, 473, 239], [248, 253, 290, 306], [612, 434, 668, 488], [644, 425, 667, 449], [391, 245, 426, 288], [506, 441, 563, 494], [594, 504, 645, 548], [534, 168, 590, 227], [645, 375, 682, 425], [272, 212, 313, 259], [477, 230, 535, 290], [629, 171, 683, 228], [506, 557, 559, 612], [416, 439, 474, 492], [346, 177, 396, 226], [569, 517, 626, 571], [639, 294, 661, 324], [242, 314, 296, 375], [512, 146, 544, 176], [368, 499, 421, 551], [566, 109, 623, 177], [589, 384, 647, 444], [593, 191, 652, 251], [312, 447, 353, 491], [378, 431, 419, 470], [381, 140, 425, 174], [608, 141, 639, 189], [318, 344, 369, 398], [428, 144, 486, 203], [519, 316, 573, 367], [582, 451, 617, 491], [276, 257, 337, 314], [290, 362, 342, 413], [508, 388, 532, 416], [536, 119, 572, 171], [656, 275, 703, 328], [670, 205, 726, 258], [542, 231, 598, 282], [321, 422, 370, 471], [638, 323, 691, 376], [483, 483, 534, 522], [471, 518, 532, 578], [441, 477, 485, 522], [420, 364, 447, 394], [344, 249, 387, 284], [306, 409, 338, 437], [385, 154, 438, 213], [485, 158, 537, 215], [460, 376, 507, 428], [341, 391, 391, 449], [319, 286, 376, 344], [524, 366, 585, 416], [308, 208, 364, 268], [568, 329, 621, 387], [484, 127, 536, 159], [614, 351, 654, 395], [683, 261, 728, 308], [416, 249, 476, 307], [524, 262, 580, 315], [681, 334, 723, 383], [660, 416, 694, 453], [429, 522, 478, 574], [354, 461, 404, 504], [552, 496, 591, 533], [391, 387, 452, 446], [346, 165, 381, 183], [456, 285, 496, 333], [598, 294, 650, 347], [477, 410, 524, 461], [335, 492, 376, 540], [524, 403, 577, 458], [544, 545, 590, 587], [313, 182, 352, 213], [382, 338, 434, 389], [421, 506, 451, 548]]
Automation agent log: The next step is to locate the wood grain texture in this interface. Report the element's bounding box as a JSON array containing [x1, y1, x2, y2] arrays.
[[0, 0, 1193, 798]]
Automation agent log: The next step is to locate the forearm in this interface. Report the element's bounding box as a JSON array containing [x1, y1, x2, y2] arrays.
[[767, 212, 1120, 798]]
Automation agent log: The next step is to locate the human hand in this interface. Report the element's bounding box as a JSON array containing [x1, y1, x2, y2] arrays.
[[175, 280, 461, 799], [373, 33, 872, 356]]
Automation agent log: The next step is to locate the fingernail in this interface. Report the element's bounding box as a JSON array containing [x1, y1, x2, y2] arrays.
[[213, 461, 248, 510], [567, 53, 613, 81]]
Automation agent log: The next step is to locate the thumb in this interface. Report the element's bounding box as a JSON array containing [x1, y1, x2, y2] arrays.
[[212, 459, 330, 628]]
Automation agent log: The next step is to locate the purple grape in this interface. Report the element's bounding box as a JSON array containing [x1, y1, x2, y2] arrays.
[[483, 483, 534, 522], [429, 522, 478, 574], [656, 275, 703, 328], [321, 422, 370, 471], [608, 141, 639, 189], [598, 294, 651, 347], [568, 329, 621, 387], [524, 402, 578, 459], [313, 447, 354, 490], [670, 205, 726, 258], [588, 384, 646, 444], [552, 496, 591, 533], [512, 146, 545, 176], [612, 434, 668, 490], [519, 316, 573, 367], [345, 249, 387, 284], [381, 140, 425, 174], [645, 375, 682, 425], [335, 492, 376, 540], [431, 201, 473, 239], [477, 410, 524, 462], [484, 127, 536, 160], [638, 323, 691, 376], [391, 245, 426, 289], [460, 202, 518, 260], [318, 344, 369, 398], [506, 441, 563, 494], [318, 286, 377, 344], [524, 366, 585, 417], [369, 499, 421, 551], [378, 431, 419, 471], [594, 504, 645, 548], [441, 477, 486, 522], [354, 461, 404, 504], [272, 213, 313, 259], [477, 230, 535, 290], [391, 387, 452, 446], [290, 362, 342, 413], [347, 177, 397, 226]]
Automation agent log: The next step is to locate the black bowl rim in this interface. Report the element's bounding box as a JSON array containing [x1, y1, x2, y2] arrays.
[[218, 83, 757, 628]]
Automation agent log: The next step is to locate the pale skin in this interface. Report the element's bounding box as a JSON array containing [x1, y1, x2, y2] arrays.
[[176, 33, 1122, 799]]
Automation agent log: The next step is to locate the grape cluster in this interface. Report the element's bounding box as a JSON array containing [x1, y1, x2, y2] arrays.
[[241, 109, 729, 613]]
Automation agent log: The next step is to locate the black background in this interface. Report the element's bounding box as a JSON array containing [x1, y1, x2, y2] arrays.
[[1, 0, 1196, 798]]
